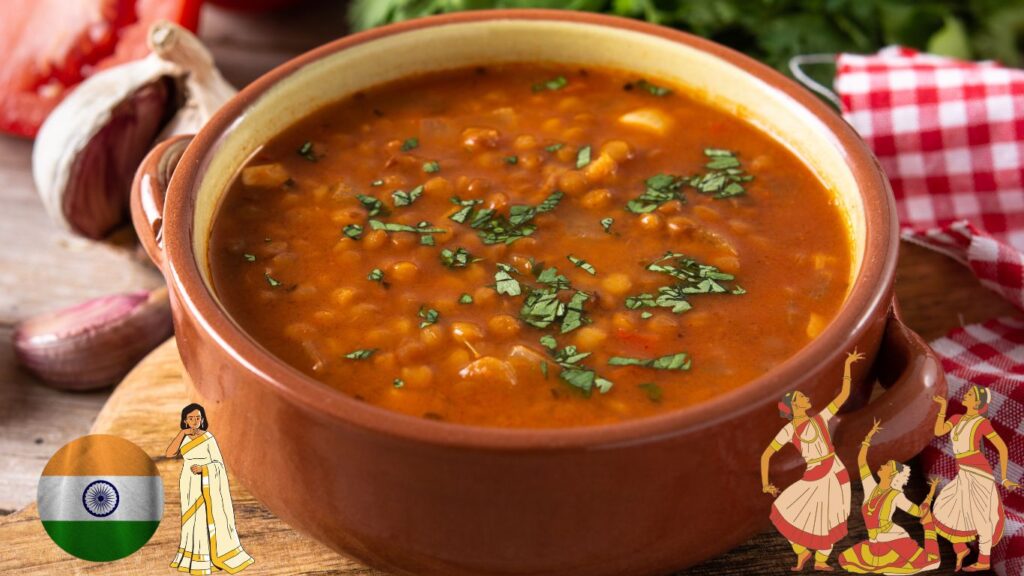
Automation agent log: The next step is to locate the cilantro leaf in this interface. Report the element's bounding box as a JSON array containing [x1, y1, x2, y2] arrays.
[[440, 247, 481, 269], [608, 352, 691, 370], [418, 306, 439, 328], [627, 174, 686, 213], [401, 137, 419, 151], [495, 263, 522, 296], [532, 75, 568, 92], [392, 185, 424, 207], [567, 255, 596, 275], [297, 141, 317, 162], [344, 348, 377, 360], [343, 224, 363, 239], [356, 194, 388, 217], [576, 145, 592, 169]]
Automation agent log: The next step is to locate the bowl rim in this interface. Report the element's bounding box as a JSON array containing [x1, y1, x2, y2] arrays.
[[164, 8, 898, 450]]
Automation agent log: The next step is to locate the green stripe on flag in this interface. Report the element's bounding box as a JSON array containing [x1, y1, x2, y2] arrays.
[[42, 520, 160, 562]]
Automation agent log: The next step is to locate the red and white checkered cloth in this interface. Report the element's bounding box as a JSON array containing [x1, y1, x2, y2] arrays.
[[836, 47, 1024, 575]]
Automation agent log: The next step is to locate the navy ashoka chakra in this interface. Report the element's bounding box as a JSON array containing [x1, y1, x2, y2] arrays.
[[82, 480, 119, 517]]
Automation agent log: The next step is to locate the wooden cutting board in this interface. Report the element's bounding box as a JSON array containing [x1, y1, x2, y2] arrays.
[[0, 339, 961, 575]]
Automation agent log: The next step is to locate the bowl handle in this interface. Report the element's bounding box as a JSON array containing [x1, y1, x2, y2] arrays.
[[831, 298, 947, 467], [130, 134, 194, 273]]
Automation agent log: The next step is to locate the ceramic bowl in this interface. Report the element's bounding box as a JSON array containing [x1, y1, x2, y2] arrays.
[[131, 10, 945, 575]]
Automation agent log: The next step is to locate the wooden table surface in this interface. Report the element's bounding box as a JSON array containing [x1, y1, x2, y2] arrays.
[[0, 2, 1015, 573]]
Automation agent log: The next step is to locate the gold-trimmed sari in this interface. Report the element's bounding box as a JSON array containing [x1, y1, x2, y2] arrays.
[[170, 431, 254, 574]]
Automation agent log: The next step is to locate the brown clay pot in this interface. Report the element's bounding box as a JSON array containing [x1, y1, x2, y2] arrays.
[[131, 10, 946, 576]]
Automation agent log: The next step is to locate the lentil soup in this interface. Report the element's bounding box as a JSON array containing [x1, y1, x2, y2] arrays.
[[208, 64, 852, 428]]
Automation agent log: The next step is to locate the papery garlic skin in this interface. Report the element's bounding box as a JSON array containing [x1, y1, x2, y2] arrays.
[[13, 288, 173, 390], [31, 21, 236, 240], [32, 55, 178, 239], [150, 21, 236, 140]]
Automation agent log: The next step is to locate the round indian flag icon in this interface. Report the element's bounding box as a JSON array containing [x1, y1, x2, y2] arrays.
[[37, 434, 163, 562]]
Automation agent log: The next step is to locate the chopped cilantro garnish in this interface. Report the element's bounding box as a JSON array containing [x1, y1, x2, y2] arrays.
[[626, 174, 686, 213], [540, 339, 613, 395], [609, 352, 691, 371], [505, 155, 519, 165], [540, 360, 548, 379], [634, 79, 672, 97], [576, 146, 592, 169], [356, 194, 388, 217], [532, 76, 568, 92], [638, 382, 663, 403], [243, 253, 256, 262], [689, 148, 753, 198], [418, 306, 439, 328], [297, 141, 317, 162], [494, 263, 522, 296], [459, 293, 474, 304], [344, 348, 377, 360], [264, 273, 282, 287], [401, 137, 419, 152], [368, 219, 445, 234], [567, 255, 596, 275], [440, 247, 480, 269], [625, 252, 743, 316], [600, 217, 614, 233], [545, 143, 564, 153], [423, 161, 440, 173], [448, 196, 482, 224], [393, 378, 405, 388], [640, 311, 653, 319], [367, 268, 384, 283], [392, 185, 423, 207], [448, 191, 563, 245], [420, 235, 435, 246], [539, 334, 557, 350], [342, 224, 363, 239]]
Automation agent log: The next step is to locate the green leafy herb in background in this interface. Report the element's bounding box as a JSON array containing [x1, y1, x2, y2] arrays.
[[349, 0, 1024, 92]]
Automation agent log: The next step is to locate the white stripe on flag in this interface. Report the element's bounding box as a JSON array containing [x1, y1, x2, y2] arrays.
[[38, 475, 163, 522]]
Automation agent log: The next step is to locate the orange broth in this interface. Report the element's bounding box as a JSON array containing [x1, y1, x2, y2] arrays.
[[208, 64, 852, 428]]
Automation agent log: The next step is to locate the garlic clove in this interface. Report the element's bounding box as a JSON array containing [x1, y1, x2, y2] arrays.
[[13, 287, 173, 391], [32, 56, 179, 239], [32, 21, 236, 240]]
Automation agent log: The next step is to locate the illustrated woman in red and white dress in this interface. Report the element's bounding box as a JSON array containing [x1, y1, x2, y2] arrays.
[[839, 419, 941, 574], [931, 385, 1019, 572], [761, 350, 863, 571]]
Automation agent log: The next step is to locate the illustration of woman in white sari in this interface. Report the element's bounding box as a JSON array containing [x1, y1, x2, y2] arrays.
[[839, 419, 941, 574], [931, 385, 1018, 572], [165, 403, 254, 574], [761, 350, 864, 571]]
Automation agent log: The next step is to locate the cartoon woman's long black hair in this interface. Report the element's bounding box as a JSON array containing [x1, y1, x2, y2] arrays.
[[179, 403, 208, 430]]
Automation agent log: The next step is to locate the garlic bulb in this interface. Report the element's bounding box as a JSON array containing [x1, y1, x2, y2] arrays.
[[13, 287, 173, 391], [32, 21, 236, 240]]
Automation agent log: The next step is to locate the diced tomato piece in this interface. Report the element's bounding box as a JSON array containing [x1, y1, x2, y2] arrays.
[[0, 0, 201, 138]]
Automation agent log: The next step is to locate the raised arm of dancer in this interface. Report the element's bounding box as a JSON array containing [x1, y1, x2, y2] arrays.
[[831, 349, 865, 411], [932, 395, 952, 436], [859, 418, 882, 483]]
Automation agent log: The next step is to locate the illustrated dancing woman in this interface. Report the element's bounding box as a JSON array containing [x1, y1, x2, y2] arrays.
[[839, 419, 941, 574], [931, 386, 1018, 572], [761, 349, 863, 571]]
